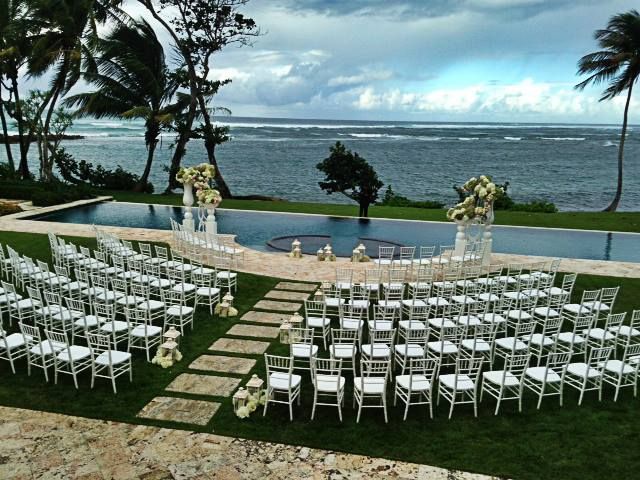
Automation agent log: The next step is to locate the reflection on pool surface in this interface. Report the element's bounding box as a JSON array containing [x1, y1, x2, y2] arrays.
[[28, 201, 640, 262]]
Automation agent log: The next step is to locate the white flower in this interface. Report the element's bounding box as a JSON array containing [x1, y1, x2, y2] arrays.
[[236, 406, 250, 419]]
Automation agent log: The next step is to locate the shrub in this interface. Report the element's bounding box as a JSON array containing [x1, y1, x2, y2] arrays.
[[380, 185, 444, 209], [511, 201, 558, 213], [0, 163, 20, 181], [31, 190, 67, 207], [0, 201, 22, 216]]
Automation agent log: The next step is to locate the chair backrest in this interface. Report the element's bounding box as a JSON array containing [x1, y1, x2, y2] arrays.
[[131, 282, 151, 300], [569, 312, 596, 344], [386, 268, 406, 285], [515, 320, 537, 339], [350, 283, 370, 302], [438, 324, 465, 343], [305, 300, 326, 319], [43, 290, 62, 307], [341, 303, 365, 321], [604, 312, 626, 331], [630, 310, 640, 331], [418, 245, 436, 261], [154, 245, 169, 261], [44, 329, 69, 351], [139, 243, 152, 258], [559, 273, 577, 295], [26, 286, 43, 303], [86, 332, 110, 358], [503, 352, 530, 379], [369, 327, 396, 345], [331, 328, 358, 346], [311, 357, 342, 388], [621, 343, 640, 369], [580, 289, 601, 306], [290, 327, 314, 347], [588, 346, 613, 366], [455, 356, 483, 382], [371, 305, 395, 325], [360, 358, 390, 379], [94, 302, 115, 321], [111, 278, 129, 295], [408, 357, 439, 383], [364, 269, 382, 286], [540, 316, 563, 337], [468, 322, 496, 345], [378, 246, 395, 260], [399, 246, 415, 261], [65, 297, 86, 316], [410, 283, 430, 301], [336, 268, 353, 285], [162, 288, 185, 307], [54, 264, 69, 279], [599, 287, 619, 310], [191, 270, 214, 288], [19, 322, 40, 345], [405, 303, 430, 321], [414, 264, 433, 283], [404, 327, 428, 345], [124, 307, 146, 328], [264, 353, 296, 392]]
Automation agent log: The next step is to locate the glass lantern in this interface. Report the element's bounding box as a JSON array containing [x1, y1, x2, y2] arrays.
[[232, 387, 249, 414], [279, 318, 291, 344], [163, 327, 181, 348], [246, 374, 264, 400]]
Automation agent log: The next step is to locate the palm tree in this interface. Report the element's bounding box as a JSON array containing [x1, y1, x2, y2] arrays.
[[576, 9, 640, 212], [64, 20, 184, 191]]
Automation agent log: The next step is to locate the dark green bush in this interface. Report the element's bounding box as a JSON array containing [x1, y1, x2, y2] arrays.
[[511, 201, 558, 213], [31, 190, 67, 207], [380, 185, 445, 209]]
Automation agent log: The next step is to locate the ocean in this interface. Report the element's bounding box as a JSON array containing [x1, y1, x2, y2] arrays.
[[2, 116, 638, 211]]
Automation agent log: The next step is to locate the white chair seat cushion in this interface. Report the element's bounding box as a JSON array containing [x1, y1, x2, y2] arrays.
[[427, 340, 458, 355], [456, 315, 481, 326], [522, 289, 547, 298], [0, 333, 28, 350], [497, 276, 517, 284], [483, 370, 520, 387], [556, 331, 585, 344], [396, 374, 430, 391], [74, 315, 104, 328], [527, 333, 555, 347], [117, 271, 140, 280], [460, 339, 491, 352], [439, 373, 475, 391], [364, 283, 379, 292], [315, 374, 346, 392], [31, 340, 66, 356], [95, 290, 123, 302], [399, 320, 427, 330], [533, 307, 560, 318], [132, 274, 157, 284], [307, 316, 330, 328], [525, 366, 561, 383], [336, 282, 352, 290], [57, 345, 91, 362], [401, 299, 427, 307], [378, 300, 401, 309], [95, 350, 131, 366], [394, 344, 425, 357], [361, 344, 391, 358], [354, 377, 386, 394], [428, 318, 456, 329], [546, 287, 569, 296], [196, 287, 221, 296], [451, 295, 477, 305], [291, 344, 318, 358], [216, 271, 237, 279], [495, 337, 528, 351], [506, 310, 532, 321], [192, 267, 216, 275], [366, 320, 393, 331], [100, 321, 130, 333], [566, 362, 601, 379], [427, 297, 450, 306], [504, 292, 529, 301], [0, 293, 22, 304], [35, 305, 67, 316], [341, 318, 364, 330], [138, 300, 165, 311], [167, 305, 194, 316], [477, 292, 500, 302], [584, 328, 614, 341], [324, 298, 344, 308], [116, 295, 146, 306], [479, 313, 506, 324], [330, 344, 357, 358], [172, 283, 196, 293], [52, 309, 84, 322], [150, 278, 173, 288], [269, 371, 301, 390], [130, 324, 162, 337], [609, 325, 640, 337], [582, 301, 610, 312], [10, 298, 40, 309], [601, 359, 635, 375], [63, 281, 87, 291], [563, 303, 589, 314]]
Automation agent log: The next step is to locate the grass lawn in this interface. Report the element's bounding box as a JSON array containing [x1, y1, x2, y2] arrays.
[[105, 190, 640, 234], [1, 229, 640, 480]]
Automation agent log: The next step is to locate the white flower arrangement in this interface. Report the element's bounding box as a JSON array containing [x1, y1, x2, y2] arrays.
[[196, 186, 222, 206], [151, 346, 183, 368], [447, 175, 503, 223], [175, 163, 216, 185], [235, 392, 267, 419]]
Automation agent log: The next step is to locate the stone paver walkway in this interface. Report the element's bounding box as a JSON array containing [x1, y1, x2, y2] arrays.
[[226, 324, 281, 339], [241, 311, 291, 325], [189, 355, 256, 374], [136, 397, 220, 426], [0, 406, 496, 480], [165, 374, 241, 397], [253, 300, 302, 312], [275, 281, 318, 292], [264, 290, 310, 301], [209, 338, 271, 355]]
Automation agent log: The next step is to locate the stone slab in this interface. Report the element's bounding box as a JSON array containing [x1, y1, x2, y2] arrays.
[[209, 337, 271, 355], [165, 373, 241, 398], [241, 310, 291, 325], [253, 299, 302, 312], [265, 290, 311, 301], [136, 396, 220, 426], [189, 355, 256, 374], [275, 281, 318, 292], [226, 324, 281, 339]]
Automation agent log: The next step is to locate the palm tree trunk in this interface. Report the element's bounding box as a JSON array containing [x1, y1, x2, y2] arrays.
[[12, 75, 31, 179], [135, 131, 159, 193], [196, 94, 232, 198], [604, 83, 633, 212], [165, 100, 197, 193], [0, 85, 15, 170]]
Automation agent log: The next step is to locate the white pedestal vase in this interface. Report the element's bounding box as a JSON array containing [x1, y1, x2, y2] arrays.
[[454, 221, 468, 256], [182, 182, 195, 232], [204, 198, 222, 235], [481, 209, 494, 266]]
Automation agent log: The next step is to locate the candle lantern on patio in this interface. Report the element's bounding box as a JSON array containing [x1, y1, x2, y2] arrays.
[[215, 292, 238, 317], [351, 248, 361, 263], [316, 248, 325, 261], [357, 243, 366, 257], [152, 327, 183, 368], [290, 239, 302, 259], [163, 327, 181, 348], [313, 288, 324, 300], [289, 311, 304, 343], [233, 387, 249, 414], [323, 244, 336, 262], [279, 317, 291, 344], [246, 374, 264, 400]]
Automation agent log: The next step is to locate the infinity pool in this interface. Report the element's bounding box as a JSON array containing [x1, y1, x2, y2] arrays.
[[28, 201, 640, 262]]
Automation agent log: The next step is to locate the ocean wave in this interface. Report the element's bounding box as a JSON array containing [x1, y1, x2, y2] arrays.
[[219, 121, 400, 130], [458, 137, 480, 141], [603, 140, 618, 147], [504, 136, 522, 141], [540, 137, 586, 141]]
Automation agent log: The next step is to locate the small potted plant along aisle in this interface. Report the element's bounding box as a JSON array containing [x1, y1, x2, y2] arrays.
[[447, 175, 503, 264], [175, 163, 221, 233]]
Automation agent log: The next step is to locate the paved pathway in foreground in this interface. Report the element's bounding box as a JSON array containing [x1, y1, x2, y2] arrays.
[[0, 406, 497, 480]]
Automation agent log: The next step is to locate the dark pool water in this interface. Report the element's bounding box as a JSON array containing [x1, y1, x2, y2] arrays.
[[29, 202, 640, 262]]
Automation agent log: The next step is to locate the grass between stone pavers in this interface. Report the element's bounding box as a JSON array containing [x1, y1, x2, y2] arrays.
[[105, 190, 640, 233], [2, 229, 640, 479]]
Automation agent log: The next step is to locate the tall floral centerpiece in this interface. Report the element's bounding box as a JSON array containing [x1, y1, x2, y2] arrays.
[[447, 175, 503, 264], [176, 163, 218, 232]]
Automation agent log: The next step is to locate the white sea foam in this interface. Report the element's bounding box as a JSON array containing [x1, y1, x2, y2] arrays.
[[458, 137, 480, 141], [540, 137, 586, 141], [504, 136, 522, 141], [603, 140, 618, 147]]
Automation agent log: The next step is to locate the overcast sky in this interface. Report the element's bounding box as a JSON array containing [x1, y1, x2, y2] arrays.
[[82, 0, 640, 123]]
